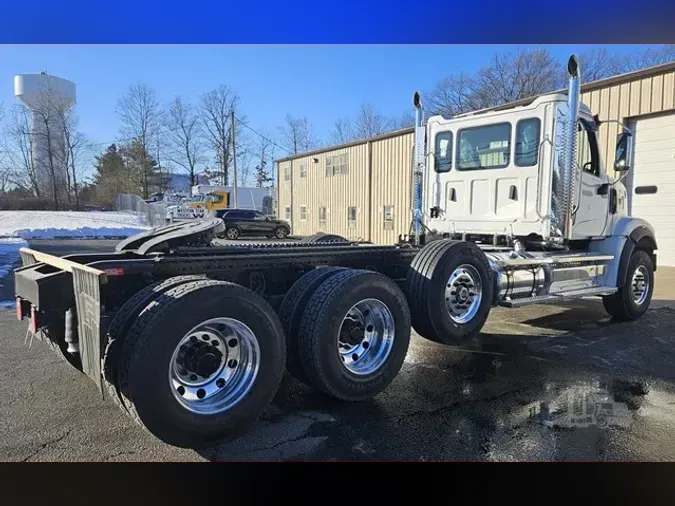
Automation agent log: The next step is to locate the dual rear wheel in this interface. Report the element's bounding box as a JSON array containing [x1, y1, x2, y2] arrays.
[[104, 268, 411, 448], [280, 268, 411, 401]]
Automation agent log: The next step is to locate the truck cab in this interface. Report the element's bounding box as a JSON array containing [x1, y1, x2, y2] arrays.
[[188, 190, 230, 215], [409, 55, 657, 323], [423, 93, 628, 243]]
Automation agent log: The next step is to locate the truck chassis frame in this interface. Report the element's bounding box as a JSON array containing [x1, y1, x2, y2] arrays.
[[13, 215, 655, 448]]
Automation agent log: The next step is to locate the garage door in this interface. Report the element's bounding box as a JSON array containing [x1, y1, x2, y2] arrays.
[[630, 113, 675, 266]]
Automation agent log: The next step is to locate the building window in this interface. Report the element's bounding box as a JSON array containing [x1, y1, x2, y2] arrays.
[[283, 165, 291, 182], [299, 163, 307, 178], [515, 118, 541, 167], [383, 205, 394, 231], [434, 131, 453, 173], [318, 206, 327, 225], [457, 122, 511, 170], [300, 206, 307, 221], [348, 206, 357, 229], [284, 206, 291, 221], [326, 153, 349, 176]]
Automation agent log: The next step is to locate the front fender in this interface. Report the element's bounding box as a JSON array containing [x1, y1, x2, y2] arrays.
[[589, 216, 657, 287]]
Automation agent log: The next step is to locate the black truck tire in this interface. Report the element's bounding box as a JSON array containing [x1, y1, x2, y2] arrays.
[[297, 269, 411, 401], [602, 249, 654, 321], [277, 266, 346, 385], [405, 239, 494, 344], [102, 275, 206, 413], [116, 279, 286, 448], [300, 233, 348, 244]]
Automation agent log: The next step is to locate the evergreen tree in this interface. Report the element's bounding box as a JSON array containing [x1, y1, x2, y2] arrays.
[[91, 143, 142, 204], [119, 138, 165, 196], [254, 160, 273, 188]]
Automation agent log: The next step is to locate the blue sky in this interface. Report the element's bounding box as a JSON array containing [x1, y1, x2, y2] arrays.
[[0, 45, 663, 177]]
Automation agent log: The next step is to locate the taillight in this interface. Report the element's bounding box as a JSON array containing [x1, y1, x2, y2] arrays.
[[16, 298, 24, 321]]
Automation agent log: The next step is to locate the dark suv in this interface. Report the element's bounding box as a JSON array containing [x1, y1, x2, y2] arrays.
[[215, 209, 291, 240]]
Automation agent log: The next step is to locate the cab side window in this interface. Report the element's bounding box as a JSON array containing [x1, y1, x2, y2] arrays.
[[577, 119, 600, 177], [434, 131, 453, 173], [514, 118, 541, 167]]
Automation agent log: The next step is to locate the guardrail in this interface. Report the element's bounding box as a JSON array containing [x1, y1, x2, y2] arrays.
[[114, 194, 167, 228]]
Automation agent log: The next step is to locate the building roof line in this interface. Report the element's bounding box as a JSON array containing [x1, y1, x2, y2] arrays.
[[275, 126, 415, 163], [275, 59, 675, 163]]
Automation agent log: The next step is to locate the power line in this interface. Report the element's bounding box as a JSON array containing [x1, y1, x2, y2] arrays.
[[234, 114, 294, 155]]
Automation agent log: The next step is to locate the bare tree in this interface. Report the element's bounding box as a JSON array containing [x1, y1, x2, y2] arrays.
[[425, 48, 565, 117], [254, 129, 275, 187], [474, 48, 564, 108], [354, 103, 391, 139], [571, 48, 624, 82], [19, 80, 79, 210], [278, 114, 318, 155], [621, 45, 675, 72], [426, 73, 486, 116], [2, 105, 39, 195], [199, 85, 241, 186], [116, 82, 160, 198], [58, 108, 89, 209], [165, 96, 205, 187], [426, 45, 675, 120], [330, 117, 356, 145], [390, 110, 416, 130]]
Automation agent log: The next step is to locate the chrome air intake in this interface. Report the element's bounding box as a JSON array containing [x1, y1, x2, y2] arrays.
[[550, 54, 581, 241]]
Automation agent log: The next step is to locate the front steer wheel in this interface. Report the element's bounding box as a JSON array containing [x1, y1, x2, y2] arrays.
[[297, 269, 411, 401], [603, 249, 654, 321], [116, 279, 286, 448]]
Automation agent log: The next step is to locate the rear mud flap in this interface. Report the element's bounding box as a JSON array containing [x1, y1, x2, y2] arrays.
[[72, 268, 102, 392]]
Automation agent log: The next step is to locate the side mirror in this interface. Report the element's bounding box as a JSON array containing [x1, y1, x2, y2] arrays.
[[614, 131, 631, 172]]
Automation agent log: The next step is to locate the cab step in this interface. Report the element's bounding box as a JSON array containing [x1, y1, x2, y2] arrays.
[[499, 286, 617, 308], [498, 254, 614, 270]]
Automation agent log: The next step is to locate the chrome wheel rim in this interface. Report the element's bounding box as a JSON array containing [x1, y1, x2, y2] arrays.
[[631, 265, 649, 305], [169, 317, 260, 414], [445, 264, 483, 324], [337, 298, 395, 376], [227, 228, 237, 239]]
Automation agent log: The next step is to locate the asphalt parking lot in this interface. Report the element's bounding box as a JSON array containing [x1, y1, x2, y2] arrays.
[[2, 239, 675, 461]]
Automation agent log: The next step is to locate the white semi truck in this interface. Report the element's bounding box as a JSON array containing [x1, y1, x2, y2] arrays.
[[14, 55, 657, 448]]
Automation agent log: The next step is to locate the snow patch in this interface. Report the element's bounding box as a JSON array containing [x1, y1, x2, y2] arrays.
[[0, 237, 28, 280], [0, 211, 151, 240]]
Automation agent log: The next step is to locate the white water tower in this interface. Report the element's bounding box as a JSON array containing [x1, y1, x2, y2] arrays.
[[14, 73, 76, 198]]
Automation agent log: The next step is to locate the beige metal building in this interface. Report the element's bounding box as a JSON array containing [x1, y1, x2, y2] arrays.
[[275, 61, 675, 264]]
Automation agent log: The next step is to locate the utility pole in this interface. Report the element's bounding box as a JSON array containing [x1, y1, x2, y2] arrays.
[[231, 110, 238, 208]]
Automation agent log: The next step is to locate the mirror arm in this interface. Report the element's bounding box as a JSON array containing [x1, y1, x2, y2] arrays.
[[599, 118, 633, 136]]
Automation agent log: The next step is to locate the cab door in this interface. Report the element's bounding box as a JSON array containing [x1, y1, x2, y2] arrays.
[[572, 118, 610, 238]]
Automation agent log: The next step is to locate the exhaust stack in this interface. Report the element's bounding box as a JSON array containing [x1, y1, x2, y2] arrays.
[[412, 91, 424, 246], [562, 55, 581, 240], [550, 54, 582, 241]]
